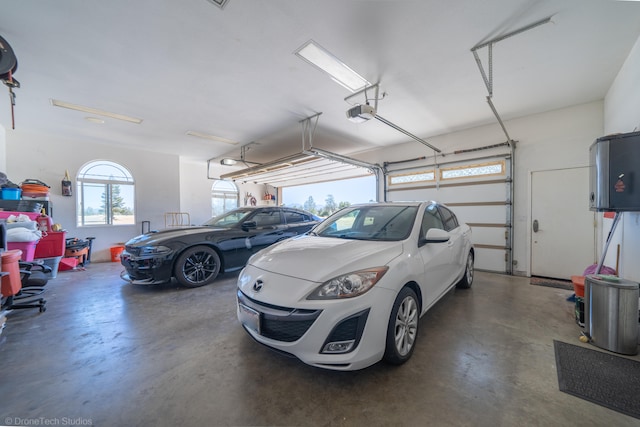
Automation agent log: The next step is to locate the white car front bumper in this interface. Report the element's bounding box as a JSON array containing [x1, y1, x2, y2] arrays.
[[236, 265, 397, 371]]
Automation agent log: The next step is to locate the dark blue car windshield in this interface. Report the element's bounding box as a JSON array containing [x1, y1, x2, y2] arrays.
[[202, 210, 253, 227]]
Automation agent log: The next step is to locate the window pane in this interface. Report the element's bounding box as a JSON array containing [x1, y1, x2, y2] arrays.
[[438, 206, 458, 231], [211, 180, 238, 217], [440, 161, 504, 180], [111, 184, 135, 225], [284, 211, 307, 223], [79, 160, 134, 183], [253, 211, 282, 227], [421, 208, 444, 234], [79, 183, 108, 226], [77, 160, 135, 226], [389, 170, 435, 185]]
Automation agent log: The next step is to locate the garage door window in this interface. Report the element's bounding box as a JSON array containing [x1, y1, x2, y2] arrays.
[[389, 170, 435, 185], [440, 160, 504, 180], [76, 160, 135, 227], [212, 180, 239, 217]]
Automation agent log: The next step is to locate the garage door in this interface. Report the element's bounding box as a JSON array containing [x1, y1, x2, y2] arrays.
[[385, 155, 512, 274]]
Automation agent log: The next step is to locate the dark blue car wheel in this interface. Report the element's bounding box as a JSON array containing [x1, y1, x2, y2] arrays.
[[174, 245, 221, 287]]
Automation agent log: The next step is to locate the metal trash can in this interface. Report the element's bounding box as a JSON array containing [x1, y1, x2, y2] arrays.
[[585, 275, 639, 355]]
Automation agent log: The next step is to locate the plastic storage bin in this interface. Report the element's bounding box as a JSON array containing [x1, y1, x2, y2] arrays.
[[35, 256, 62, 279], [34, 231, 66, 258], [7, 241, 38, 261], [571, 275, 586, 326], [1, 188, 22, 200]]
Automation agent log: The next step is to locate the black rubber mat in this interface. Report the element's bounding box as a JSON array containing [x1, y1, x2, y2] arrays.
[[530, 276, 573, 290], [554, 340, 640, 419]]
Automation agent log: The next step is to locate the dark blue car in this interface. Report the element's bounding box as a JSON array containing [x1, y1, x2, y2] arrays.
[[120, 206, 321, 287]]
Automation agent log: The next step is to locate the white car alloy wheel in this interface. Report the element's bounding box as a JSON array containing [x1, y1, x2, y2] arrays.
[[384, 287, 419, 365], [456, 251, 474, 289]]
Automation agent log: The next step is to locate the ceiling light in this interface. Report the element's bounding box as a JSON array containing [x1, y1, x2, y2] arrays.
[[220, 158, 237, 166], [50, 99, 142, 124], [346, 104, 376, 123], [295, 40, 371, 93], [186, 131, 239, 145]]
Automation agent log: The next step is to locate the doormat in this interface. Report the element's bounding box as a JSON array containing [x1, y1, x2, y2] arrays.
[[530, 276, 573, 291], [554, 340, 640, 419]]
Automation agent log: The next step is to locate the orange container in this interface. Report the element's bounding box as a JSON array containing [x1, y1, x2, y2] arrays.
[[110, 246, 125, 262], [571, 275, 585, 297], [1, 249, 23, 297]]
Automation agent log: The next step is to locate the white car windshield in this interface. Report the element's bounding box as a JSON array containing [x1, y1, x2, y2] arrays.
[[202, 209, 253, 227], [315, 205, 418, 241]]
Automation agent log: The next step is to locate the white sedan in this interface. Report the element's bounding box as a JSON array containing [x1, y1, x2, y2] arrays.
[[236, 201, 474, 371]]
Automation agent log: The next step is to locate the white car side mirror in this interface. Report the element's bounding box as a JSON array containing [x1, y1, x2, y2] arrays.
[[424, 228, 450, 243]]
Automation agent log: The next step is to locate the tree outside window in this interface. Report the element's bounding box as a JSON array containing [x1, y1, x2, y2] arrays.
[[77, 160, 135, 226]]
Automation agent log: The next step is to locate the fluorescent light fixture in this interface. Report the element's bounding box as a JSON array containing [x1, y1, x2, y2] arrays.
[[295, 40, 371, 92], [186, 131, 239, 145], [50, 99, 142, 124], [220, 158, 237, 166]]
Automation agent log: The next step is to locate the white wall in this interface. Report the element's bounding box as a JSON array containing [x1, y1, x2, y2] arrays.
[[358, 101, 604, 276], [604, 34, 640, 282], [5, 129, 180, 262], [178, 158, 211, 225]]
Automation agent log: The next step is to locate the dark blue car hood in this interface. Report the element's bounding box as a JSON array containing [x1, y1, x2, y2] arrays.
[[125, 226, 228, 247]]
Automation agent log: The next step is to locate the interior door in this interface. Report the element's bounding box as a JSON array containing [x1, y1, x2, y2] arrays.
[[531, 167, 596, 280]]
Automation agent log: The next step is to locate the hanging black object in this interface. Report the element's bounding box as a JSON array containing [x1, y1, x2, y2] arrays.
[[62, 170, 72, 196], [0, 35, 17, 77], [0, 35, 19, 129]]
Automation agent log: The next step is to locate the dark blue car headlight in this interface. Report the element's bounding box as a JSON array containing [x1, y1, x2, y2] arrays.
[[138, 245, 172, 256]]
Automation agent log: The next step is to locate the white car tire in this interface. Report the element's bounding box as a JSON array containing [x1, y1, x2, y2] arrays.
[[456, 251, 474, 289], [383, 287, 420, 365]]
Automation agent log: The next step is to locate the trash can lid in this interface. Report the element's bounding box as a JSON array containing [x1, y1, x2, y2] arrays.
[[586, 274, 639, 289]]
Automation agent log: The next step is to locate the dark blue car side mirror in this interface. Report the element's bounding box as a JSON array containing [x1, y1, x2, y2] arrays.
[[242, 220, 257, 230]]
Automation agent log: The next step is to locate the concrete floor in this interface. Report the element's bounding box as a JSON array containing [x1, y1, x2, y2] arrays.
[[1, 262, 638, 427]]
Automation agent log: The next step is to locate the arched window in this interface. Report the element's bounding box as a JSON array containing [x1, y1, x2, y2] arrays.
[[211, 180, 238, 217], [77, 160, 135, 226]]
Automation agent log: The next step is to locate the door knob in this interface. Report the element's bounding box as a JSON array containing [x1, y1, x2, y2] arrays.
[[533, 219, 539, 233]]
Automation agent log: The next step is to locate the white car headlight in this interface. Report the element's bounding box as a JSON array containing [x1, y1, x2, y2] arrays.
[[307, 267, 388, 300]]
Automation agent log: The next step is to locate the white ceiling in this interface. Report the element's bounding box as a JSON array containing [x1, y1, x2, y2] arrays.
[[1, 0, 640, 167]]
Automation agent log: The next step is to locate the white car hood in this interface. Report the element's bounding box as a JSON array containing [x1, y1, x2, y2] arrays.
[[247, 235, 404, 282]]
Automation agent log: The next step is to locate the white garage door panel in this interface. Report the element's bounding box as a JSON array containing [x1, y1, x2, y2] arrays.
[[393, 183, 506, 204], [449, 205, 507, 224], [386, 155, 511, 274], [470, 227, 507, 247], [475, 248, 507, 272], [436, 183, 506, 203]]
